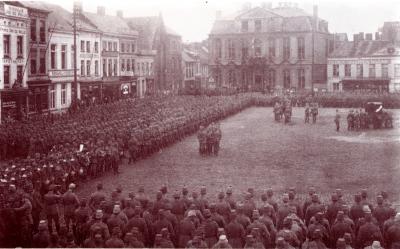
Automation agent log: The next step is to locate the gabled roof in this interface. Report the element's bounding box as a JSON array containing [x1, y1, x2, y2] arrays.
[[83, 12, 138, 37], [27, 2, 73, 32], [125, 16, 161, 51], [14, 1, 51, 14], [329, 40, 400, 58], [235, 6, 281, 20]]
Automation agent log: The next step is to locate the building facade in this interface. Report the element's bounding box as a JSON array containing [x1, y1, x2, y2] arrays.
[[328, 34, 400, 93], [209, 2, 332, 93], [182, 42, 209, 94], [0, 2, 29, 122]]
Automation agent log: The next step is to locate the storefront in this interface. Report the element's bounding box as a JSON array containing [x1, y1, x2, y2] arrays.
[[27, 79, 51, 114], [79, 81, 102, 105], [342, 79, 390, 93], [0, 88, 29, 122]]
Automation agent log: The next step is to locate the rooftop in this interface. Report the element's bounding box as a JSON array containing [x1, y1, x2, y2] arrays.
[[329, 40, 400, 58]]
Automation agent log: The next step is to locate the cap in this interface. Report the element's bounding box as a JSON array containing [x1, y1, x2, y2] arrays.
[[95, 209, 103, 219], [219, 235, 227, 242], [188, 210, 196, 217]]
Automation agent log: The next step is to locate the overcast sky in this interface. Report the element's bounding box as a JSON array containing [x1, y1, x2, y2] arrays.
[[47, 0, 400, 43]]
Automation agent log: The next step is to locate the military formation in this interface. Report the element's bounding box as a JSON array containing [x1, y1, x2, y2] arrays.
[[304, 103, 319, 124], [1, 181, 400, 249], [273, 99, 292, 124], [346, 110, 369, 131], [197, 123, 222, 156]]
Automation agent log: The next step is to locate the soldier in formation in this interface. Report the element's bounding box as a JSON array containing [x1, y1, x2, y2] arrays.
[[1, 181, 399, 249], [347, 109, 368, 131], [197, 123, 222, 156]]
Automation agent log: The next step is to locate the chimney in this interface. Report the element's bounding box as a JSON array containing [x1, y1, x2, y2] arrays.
[[97, 6, 105, 16], [242, 2, 252, 11], [261, 2, 272, 9], [313, 5, 318, 31], [358, 32, 364, 41], [216, 10, 222, 20], [73, 1, 82, 16], [353, 34, 359, 46], [117, 10, 123, 18], [375, 32, 380, 40], [365, 33, 372, 41]]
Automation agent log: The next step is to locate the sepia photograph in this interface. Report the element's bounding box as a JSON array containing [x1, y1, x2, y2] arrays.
[[0, 0, 399, 248]]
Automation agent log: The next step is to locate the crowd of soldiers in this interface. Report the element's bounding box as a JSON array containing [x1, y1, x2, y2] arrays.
[[1, 182, 399, 249], [273, 99, 292, 124], [197, 123, 222, 156], [346, 110, 369, 131]]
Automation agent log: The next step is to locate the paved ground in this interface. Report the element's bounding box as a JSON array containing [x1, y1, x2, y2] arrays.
[[77, 107, 400, 206]]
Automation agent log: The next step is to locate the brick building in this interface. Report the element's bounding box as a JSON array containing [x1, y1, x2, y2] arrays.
[[208, 2, 332, 93]]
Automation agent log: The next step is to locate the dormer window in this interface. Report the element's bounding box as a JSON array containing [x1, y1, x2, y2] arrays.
[[241, 21, 248, 32], [255, 20, 262, 32]]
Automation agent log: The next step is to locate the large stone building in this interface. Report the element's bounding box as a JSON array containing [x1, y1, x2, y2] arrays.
[[126, 15, 183, 94], [182, 42, 209, 94], [0, 2, 29, 122], [208, 2, 332, 93], [328, 32, 400, 93]]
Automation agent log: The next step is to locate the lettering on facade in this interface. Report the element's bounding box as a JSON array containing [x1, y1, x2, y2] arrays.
[[49, 70, 74, 77], [4, 4, 28, 19], [2, 101, 17, 108], [3, 58, 25, 64], [0, 26, 26, 34], [79, 54, 100, 59]]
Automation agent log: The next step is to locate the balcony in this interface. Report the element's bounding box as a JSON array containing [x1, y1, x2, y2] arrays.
[[342, 75, 391, 80]]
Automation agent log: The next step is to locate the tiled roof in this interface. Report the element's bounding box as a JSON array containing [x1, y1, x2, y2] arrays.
[[83, 12, 138, 37], [28, 2, 73, 32], [210, 6, 328, 35], [125, 16, 160, 51], [329, 40, 399, 58]]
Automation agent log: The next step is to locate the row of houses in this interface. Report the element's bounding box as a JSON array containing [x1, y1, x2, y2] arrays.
[[0, 1, 184, 122], [208, 2, 400, 93]]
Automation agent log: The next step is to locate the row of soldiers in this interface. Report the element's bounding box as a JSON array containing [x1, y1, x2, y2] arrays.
[[197, 123, 222, 156], [305, 102, 319, 124], [1, 182, 399, 249]]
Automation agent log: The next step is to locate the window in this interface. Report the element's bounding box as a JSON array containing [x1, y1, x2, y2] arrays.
[[108, 42, 112, 51], [81, 40, 85, 52], [369, 64, 375, 78], [267, 69, 276, 86], [113, 42, 117, 51], [241, 39, 249, 59], [394, 64, 400, 78], [61, 84, 66, 105], [121, 43, 125, 53], [3, 66, 10, 88], [103, 59, 107, 76], [297, 69, 305, 89], [132, 59, 135, 73], [121, 59, 125, 71], [3, 35, 10, 57], [333, 83, 339, 91], [30, 48, 37, 74], [17, 36, 23, 57], [283, 69, 290, 88], [49, 85, 56, 109], [126, 43, 130, 53], [50, 44, 57, 69], [283, 37, 290, 59], [255, 20, 262, 32], [127, 59, 131, 71], [80, 60, 85, 76], [61, 45, 67, 69], [150, 62, 153, 74], [86, 41, 90, 53], [39, 20, 45, 42], [333, 64, 339, 77], [103, 41, 107, 51], [137, 63, 140, 75], [131, 43, 136, 53], [254, 39, 262, 57], [345, 64, 351, 77], [39, 49, 46, 74], [382, 64, 388, 78], [357, 64, 363, 77], [325, 39, 329, 57], [108, 59, 112, 76], [86, 60, 91, 76], [297, 37, 305, 60], [141, 62, 145, 75], [227, 40, 235, 59], [30, 19, 37, 41], [94, 42, 98, 53], [241, 20, 248, 32], [146, 62, 149, 75], [95, 60, 99, 76], [215, 39, 222, 59], [16, 65, 23, 84], [114, 59, 117, 75], [268, 38, 275, 57]]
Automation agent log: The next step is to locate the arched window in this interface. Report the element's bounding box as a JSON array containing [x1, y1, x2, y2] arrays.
[[254, 38, 262, 57]]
